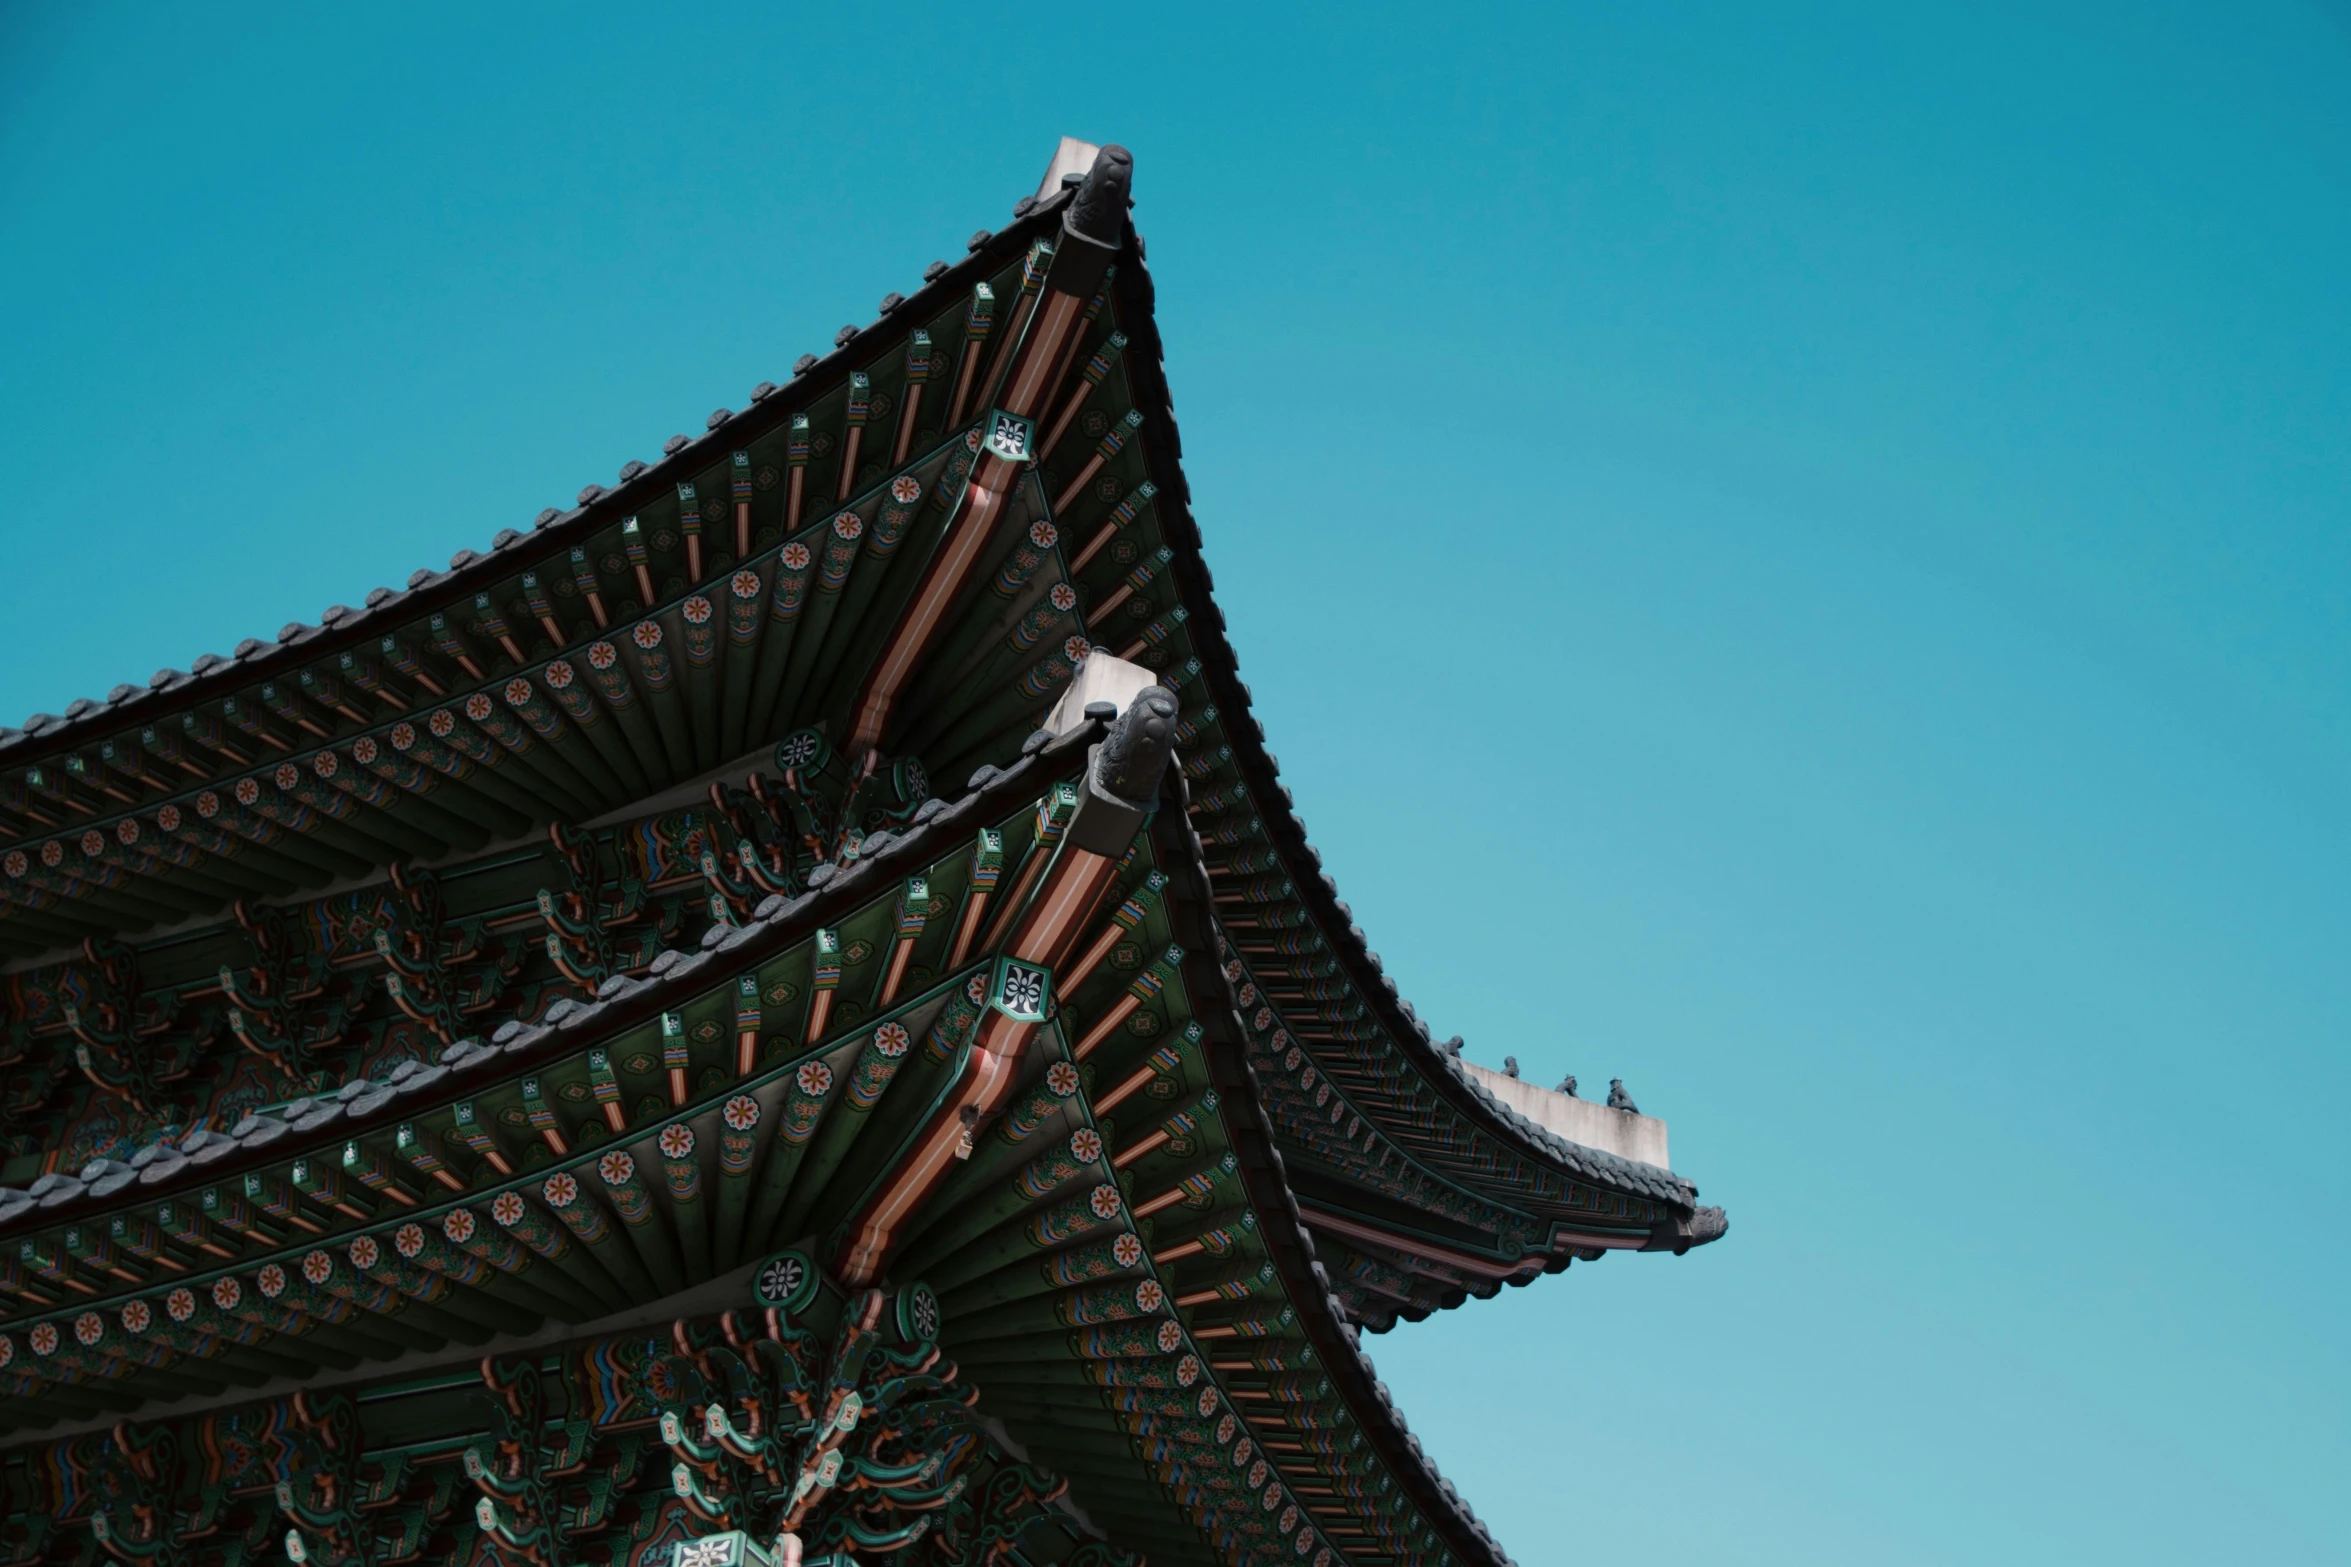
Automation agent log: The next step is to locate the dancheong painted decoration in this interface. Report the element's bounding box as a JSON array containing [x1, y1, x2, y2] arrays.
[[0, 141, 1723, 1567]]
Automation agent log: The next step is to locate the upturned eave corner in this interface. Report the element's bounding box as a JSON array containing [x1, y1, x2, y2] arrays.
[[0, 140, 1726, 1567]]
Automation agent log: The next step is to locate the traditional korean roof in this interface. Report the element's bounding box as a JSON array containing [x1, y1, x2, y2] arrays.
[[0, 142, 1723, 1567]]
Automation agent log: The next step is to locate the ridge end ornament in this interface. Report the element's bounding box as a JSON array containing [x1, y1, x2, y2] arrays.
[[1063, 681, 1180, 855]]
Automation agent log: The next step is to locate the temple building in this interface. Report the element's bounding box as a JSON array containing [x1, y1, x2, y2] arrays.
[[0, 142, 1724, 1567]]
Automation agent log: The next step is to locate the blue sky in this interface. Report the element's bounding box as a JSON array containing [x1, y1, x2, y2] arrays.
[[3, 5, 2345, 1564]]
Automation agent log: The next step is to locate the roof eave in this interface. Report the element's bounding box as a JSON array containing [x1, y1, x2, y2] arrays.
[[1107, 242, 1709, 1220], [0, 191, 1085, 771]]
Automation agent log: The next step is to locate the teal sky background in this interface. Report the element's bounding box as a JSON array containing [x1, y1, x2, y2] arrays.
[[3, 5, 2345, 1563]]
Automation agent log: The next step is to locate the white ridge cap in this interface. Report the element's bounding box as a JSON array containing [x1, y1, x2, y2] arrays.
[[1460, 1060, 1673, 1171], [1036, 136, 1102, 200], [1043, 650, 1162, 736]]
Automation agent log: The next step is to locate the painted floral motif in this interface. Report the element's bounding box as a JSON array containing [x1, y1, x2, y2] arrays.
[[0, 1336, 12, 1368], [503, 679, 534, 706], [873, 1021, 911, 1058], [157, 803, 182, 830], [273, 763, 302, 789], [73, 1311, 102, 1345], [258, 1263, 288, 1297], [211, 1277, 242, 1309], [1175, 1353, 1201, 1386], [774, 732, 824, 772], [301, 1251, 332, 1284], [1135, 1279, 1166, 1312], [598, 1152, 636, 1186], [79, 829, 104, 855], [1216, 1412, 1237, 1444], [722, 1094, 759, 1131], [119, 1299, 152, 1334], [544, 660, 575, 690], [1070, 1127, 1104, 1164], [797, 1061, 833, 1096], [682, 596, 713, 625], [29, 1322, 59, 1356], [1248, 1459, 1270, 1489], [966, 974, 988, 1005], [1, 851, 22, 878], [1112, 1233, 1144, 1267], [1029, 520, 1059, 548], [114, 817, 140, 845], [394, 1224, 426, 1258], [429, 709, 457, 737], [447, 1207, 481, 1241], [1155, 1319, 1184, 1353], [730, 570, 761, 600], [892, 475, 922, 503], [1088, 1185, 1123, 1220], [1046, 1061, 1081, 1097], [632, 622, 663, 649], [1063, 635, 1092, 663], [1050, 583, 1078, 612], [782, 542, 812, 570], [491, 1192, 527, 1226], [658, 1124, 695, 1160], [587, 641, 618, 670], [348, 1235, 381, 1269], [542, 1172, 580, 1208], [165, 1288, 196, 1322], [1278, 1505, 1300, 1534], [465, 694, 495, 721]]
